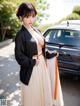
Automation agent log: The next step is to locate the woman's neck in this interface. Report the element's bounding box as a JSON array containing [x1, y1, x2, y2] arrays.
[[23, 24, 35, 32], [23, 24, 30, 29]]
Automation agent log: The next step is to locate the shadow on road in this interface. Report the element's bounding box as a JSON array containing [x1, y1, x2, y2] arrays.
[[0, 55, 21, 106], [60, 74, 80, 106]]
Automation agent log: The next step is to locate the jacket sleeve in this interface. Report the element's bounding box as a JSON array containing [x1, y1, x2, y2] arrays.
[[42, 41, 57, 59], [15, 32, 36, 68], [46, 50, 57, 59]]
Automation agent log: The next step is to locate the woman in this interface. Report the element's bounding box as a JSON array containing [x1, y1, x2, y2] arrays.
[[15, 2, 57, 106]]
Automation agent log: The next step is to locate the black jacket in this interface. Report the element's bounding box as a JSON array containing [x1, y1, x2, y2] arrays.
[[15, 26, 56, 85]]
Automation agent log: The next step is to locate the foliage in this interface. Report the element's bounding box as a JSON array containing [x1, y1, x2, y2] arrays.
[[35, 0, 49, 24], [72, 5, 80, 15], [60, 5, 80, 23], [66, 5, 80, 20], [0, 0, 49, 41], [0, 1, 19, 41], [0, 0, 35, 5], [66, 13, 80, 20]]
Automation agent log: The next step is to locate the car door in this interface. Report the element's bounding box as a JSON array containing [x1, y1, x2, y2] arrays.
[[59, 29, 80, 71]]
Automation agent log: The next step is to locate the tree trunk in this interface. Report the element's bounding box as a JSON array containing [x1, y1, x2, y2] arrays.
[[2, 28, 7, 41], [1, 24, 7, 41]]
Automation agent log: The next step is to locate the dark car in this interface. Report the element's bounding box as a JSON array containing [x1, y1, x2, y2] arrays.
[[43, 22, 80, 76]]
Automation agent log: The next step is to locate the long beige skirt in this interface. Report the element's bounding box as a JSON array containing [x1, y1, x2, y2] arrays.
[[21, 55, 53, 106]]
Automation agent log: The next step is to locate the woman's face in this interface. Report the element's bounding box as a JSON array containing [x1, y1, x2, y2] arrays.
[[22, 15, 36, 27]]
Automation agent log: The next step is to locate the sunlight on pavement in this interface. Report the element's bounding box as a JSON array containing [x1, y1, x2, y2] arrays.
[[6, 89, 21, 105], [7, 89, 21, 100], [10, 100, 20, 106], [0, 89, 4, 95], [0, 42, 21, 106], [0, 42, 15, 57]]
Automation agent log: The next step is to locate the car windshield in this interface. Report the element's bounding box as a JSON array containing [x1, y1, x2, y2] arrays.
[[44, 29, 80, 47]]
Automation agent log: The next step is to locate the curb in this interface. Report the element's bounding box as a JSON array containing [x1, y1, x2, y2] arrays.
[[0, 39, 13, 48]]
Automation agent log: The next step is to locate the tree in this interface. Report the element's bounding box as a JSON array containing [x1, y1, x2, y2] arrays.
[[0, 0, 49, 41], [0, 1, 19, 41], [65, 5, 80, 20], [0, 1, 13, 40], [66, 13, 80, 20], [35, 0, 49, 25], [73, 5, 80, 15]]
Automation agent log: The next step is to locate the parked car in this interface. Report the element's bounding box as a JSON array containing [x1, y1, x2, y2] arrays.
[[43, 21, 80, 76]]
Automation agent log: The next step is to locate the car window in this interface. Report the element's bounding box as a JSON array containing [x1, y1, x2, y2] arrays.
[[62, 30, 80, 46], [44, 29, 62, 43], [44, 29, 80, 47]]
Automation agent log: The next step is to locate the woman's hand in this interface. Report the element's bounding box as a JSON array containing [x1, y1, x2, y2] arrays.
[[32, 55, 40, 66], [46, 50, 59, 59]]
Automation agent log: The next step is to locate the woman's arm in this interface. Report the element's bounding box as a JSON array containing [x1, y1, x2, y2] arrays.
[[42, 42, 58, 59]]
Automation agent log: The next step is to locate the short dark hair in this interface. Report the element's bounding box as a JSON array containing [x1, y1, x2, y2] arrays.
[[16, 2, 37, 19]]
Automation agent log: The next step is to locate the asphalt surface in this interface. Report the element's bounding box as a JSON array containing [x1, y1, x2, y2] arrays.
[[61, 74, 80, 106], [0, 42, 80, 106], [0, 42, 20, 106]]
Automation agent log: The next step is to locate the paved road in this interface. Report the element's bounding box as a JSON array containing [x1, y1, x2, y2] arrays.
[[61, 74, 80, 106], [0, 42, 20, 106], [0, 42, 80, 106]]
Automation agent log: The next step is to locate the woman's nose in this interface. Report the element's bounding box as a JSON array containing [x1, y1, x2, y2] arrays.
[[29, 16, 33, 21]]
